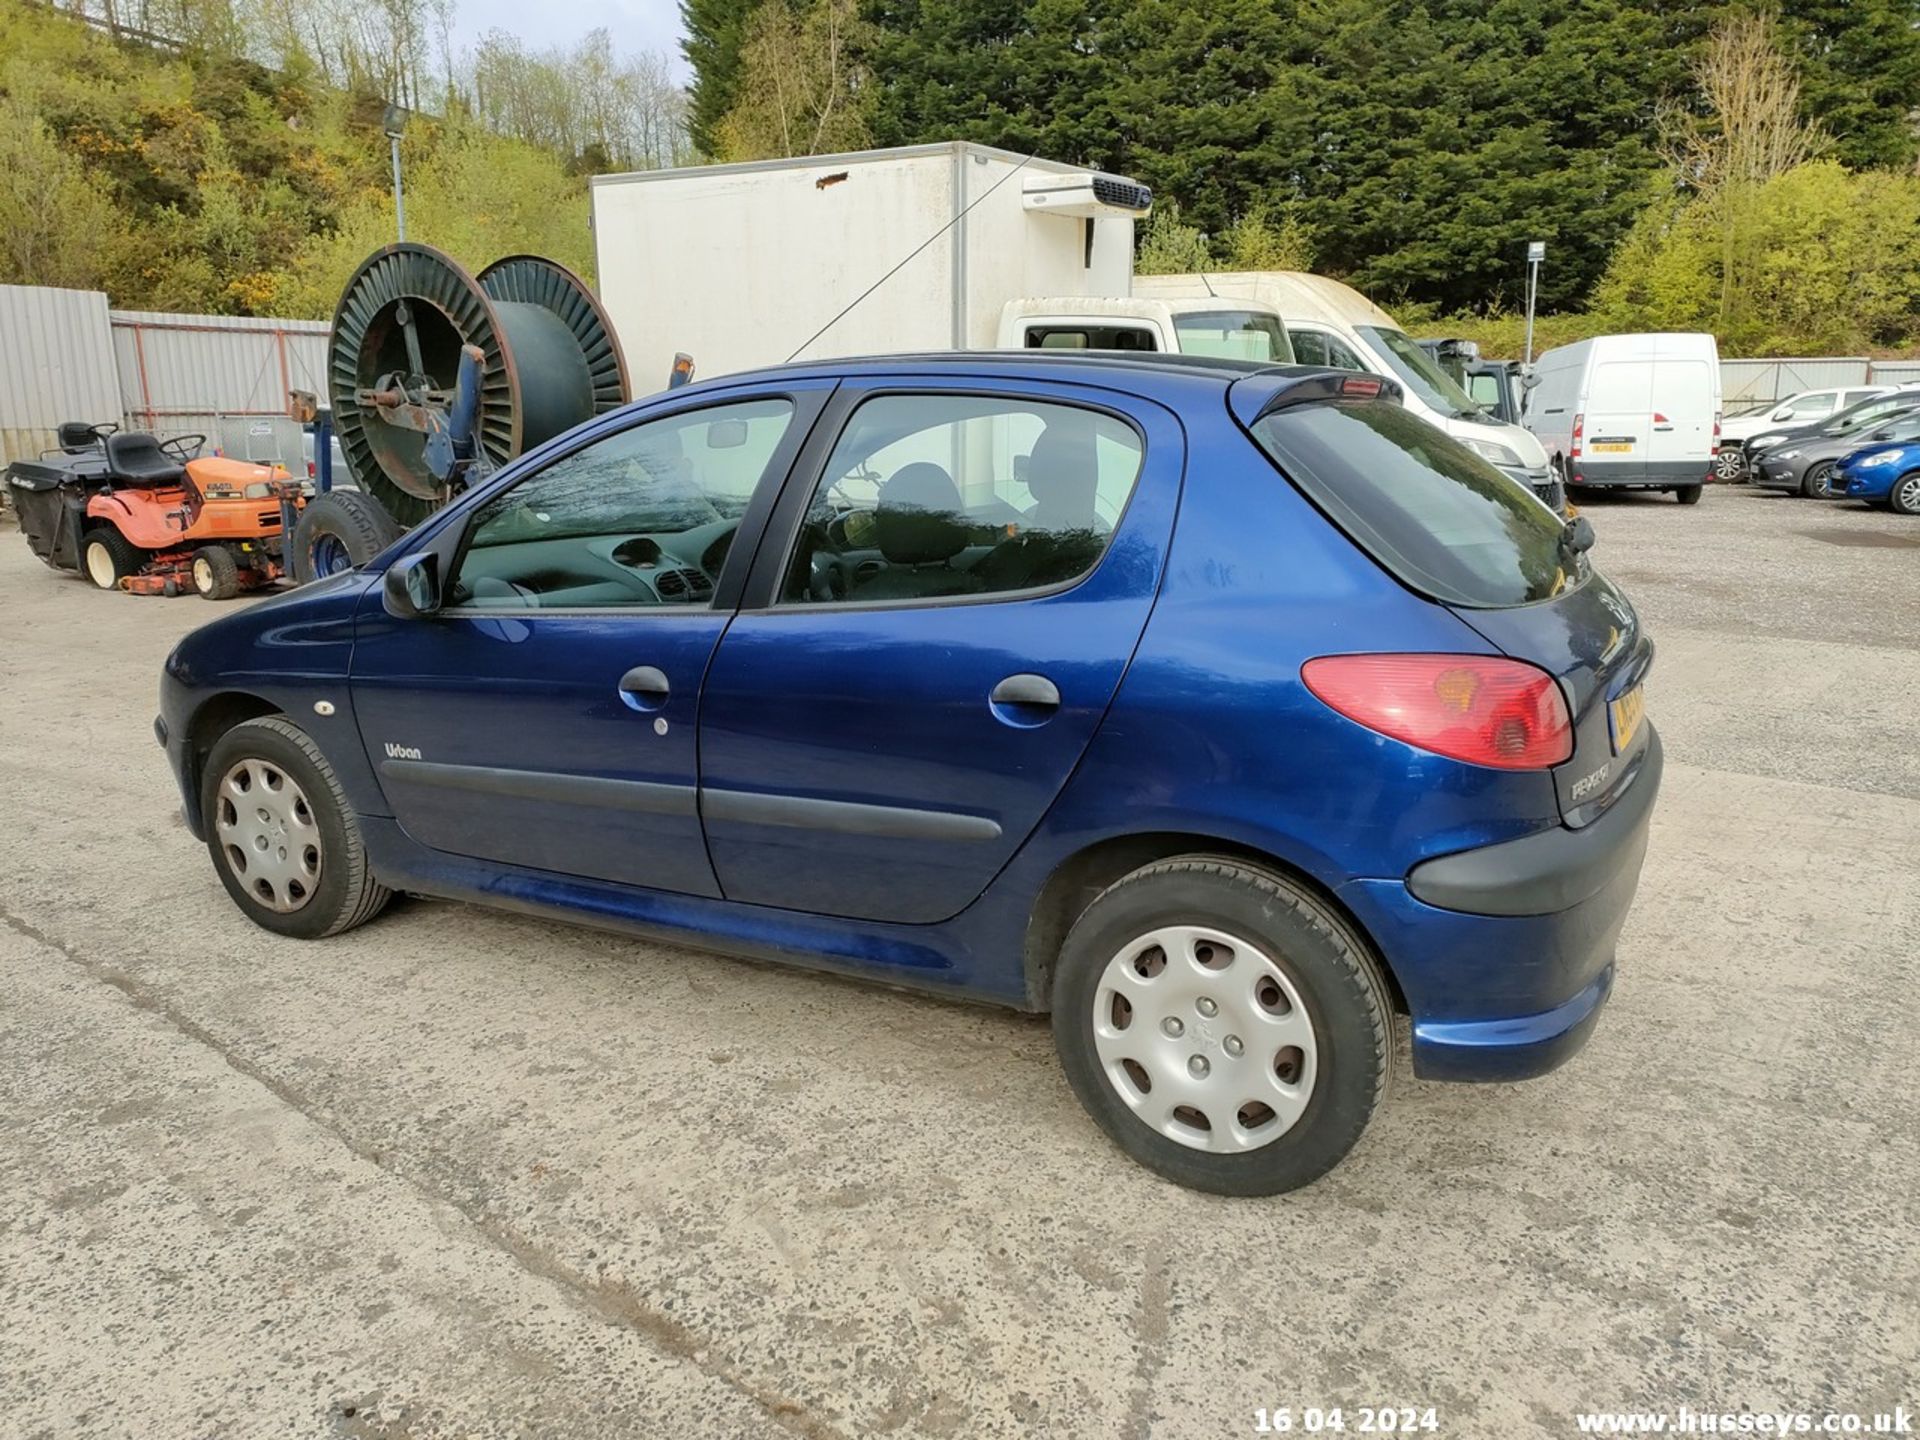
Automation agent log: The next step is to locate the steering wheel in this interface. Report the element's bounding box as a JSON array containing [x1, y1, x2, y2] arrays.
[[160, 434, 207, 462]]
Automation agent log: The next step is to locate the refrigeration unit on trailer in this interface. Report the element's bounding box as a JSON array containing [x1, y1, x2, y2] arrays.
[[1524, 333, 1722, 505]]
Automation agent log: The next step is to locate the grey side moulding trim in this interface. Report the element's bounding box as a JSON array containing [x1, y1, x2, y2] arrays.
[[701, 788, 1002, 842], [1406, 727, 1664, 917], [380, 759, 699, 817]]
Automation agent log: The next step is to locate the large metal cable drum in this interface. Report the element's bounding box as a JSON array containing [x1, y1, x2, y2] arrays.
[[328, 244, 631, 525]]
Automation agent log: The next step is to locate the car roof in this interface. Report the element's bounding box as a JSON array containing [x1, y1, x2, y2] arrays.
[[667, 351, 1375, 421]]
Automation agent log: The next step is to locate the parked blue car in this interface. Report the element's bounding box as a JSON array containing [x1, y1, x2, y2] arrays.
[[157, 353, 1660, 1195], [1837, 438, 1920, 514]]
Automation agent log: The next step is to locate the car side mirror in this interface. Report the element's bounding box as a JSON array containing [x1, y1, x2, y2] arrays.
[[1775, 407, 1796, 420], [384, 551, 442, 618], [1870, 429, 1891, 440], [1521, 371, 1542, 390]]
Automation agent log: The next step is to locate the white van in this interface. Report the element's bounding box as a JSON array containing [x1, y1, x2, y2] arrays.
[[1134, 271, 1560, 508], [1523, 334, 1722, 505]]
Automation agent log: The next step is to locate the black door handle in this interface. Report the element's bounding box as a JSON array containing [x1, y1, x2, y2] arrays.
[[990, 673, 1060, 709], [618, 665, 670, 712]]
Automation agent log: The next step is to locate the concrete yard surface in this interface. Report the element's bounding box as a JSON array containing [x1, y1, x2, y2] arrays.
[[1, 485, 1916, 1439]]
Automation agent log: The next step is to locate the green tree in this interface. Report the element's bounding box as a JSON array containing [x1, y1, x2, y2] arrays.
[[0, 93, 122, 288], [682, 0, 762, 156], [1134, 204, 1211, 274], [712, 0, 868, 161], [1777, 0, 1920, 170]]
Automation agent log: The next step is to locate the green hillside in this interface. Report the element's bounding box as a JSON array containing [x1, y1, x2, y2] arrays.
[[0, 0, 596, 318]]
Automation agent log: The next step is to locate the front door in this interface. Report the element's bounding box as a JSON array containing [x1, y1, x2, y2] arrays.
[[349, 384, 830, 896], [696, 378, 1183, 924]]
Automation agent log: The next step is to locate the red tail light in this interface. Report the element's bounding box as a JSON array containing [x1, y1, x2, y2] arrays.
[[1570, 412, 1584, 460], [1340, 376, 1383, 398], [306, 460, 316, 478], [1711, 413, 1721, 456], [1301, 654, 1573, 771]]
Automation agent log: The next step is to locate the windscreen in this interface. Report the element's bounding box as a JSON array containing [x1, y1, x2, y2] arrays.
[[1358, 326, 1484, 420], [1251, 400, 1580, 608], [1172, 311, 1294, 363]]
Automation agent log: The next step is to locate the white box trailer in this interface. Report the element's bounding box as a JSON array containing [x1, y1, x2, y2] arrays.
[[591, 142, 1151, 386]]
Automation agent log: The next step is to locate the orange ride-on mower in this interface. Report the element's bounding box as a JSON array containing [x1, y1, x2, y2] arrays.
[[4, 424, 305, 600]]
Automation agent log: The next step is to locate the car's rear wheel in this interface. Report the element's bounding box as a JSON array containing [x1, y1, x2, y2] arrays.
[[1891, 472, 1920, 516], [1674, 484, 1703, 506], [201, 717, 391, 939], [82, 527, 143, 590], [1713, 450, 1744, 483], [1801, 462, 1836, 500], [1051, 857, 1392, 1195]]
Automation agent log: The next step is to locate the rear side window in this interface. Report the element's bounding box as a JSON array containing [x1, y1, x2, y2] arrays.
[[1251, 401, 1578, 609]]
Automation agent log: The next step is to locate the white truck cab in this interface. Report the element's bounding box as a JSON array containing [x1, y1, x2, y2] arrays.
[[1135, 272, 1560, 508], [998, 296, 1292, 361]]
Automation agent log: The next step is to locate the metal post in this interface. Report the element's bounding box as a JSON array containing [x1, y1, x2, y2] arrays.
[[389, 132, 406, 242], [1524, 240, 1546, 367]]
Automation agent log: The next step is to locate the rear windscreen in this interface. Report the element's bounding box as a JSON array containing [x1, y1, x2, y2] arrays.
[[1250, 400, 1581, 608]]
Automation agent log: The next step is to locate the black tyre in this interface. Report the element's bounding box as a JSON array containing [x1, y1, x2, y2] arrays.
[[1800, 462, 1836, 500], [200, 716, 392, 939], [1674, 484, 1704, 506], [190, 545, 242, 600], [290, 490, 404, 584], [1890, 471, 1920, 516], [1051, 857, 1393, 1196], [81, 526, 144, 591]]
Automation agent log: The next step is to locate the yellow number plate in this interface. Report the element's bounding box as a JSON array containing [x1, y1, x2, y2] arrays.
[[1591, 441, 1634, 453], [1609, 684, 1646, 753]]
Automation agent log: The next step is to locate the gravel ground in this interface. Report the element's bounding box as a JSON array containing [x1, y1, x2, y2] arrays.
[[0, 482, 1915, 1439]]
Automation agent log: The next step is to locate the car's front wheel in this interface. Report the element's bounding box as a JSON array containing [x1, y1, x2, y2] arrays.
[[1801, 462, 1837, 500], [1051, 857, 1393, 1196], [1714, 449, 1744, 483], [200, 717, 391, 939], [1891, 471, 1920, 516]]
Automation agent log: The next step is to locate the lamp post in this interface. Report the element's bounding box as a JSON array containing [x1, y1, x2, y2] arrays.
[[1523, 240, 1546, 367], [383, 103, 409, 242]]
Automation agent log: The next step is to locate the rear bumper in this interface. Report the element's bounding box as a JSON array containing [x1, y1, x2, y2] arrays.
[[1340, 727, 1663, 1083], [1569, 459, 1708, 489]]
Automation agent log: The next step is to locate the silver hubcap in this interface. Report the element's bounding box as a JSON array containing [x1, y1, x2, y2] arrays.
[[1715, 452, 1741, 480], [1897, 477, 1920, 511], [214, 759, 322, 912], [85, 543, 117, 588], [1092, 925, 1319, 1153], [1810, 467, 1831, 497]]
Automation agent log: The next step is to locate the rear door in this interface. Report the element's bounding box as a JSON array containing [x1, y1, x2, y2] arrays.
[[695, 376, 1183, 923], [1647, 351, 1715, 478], [1583, 359, 1653, 482]]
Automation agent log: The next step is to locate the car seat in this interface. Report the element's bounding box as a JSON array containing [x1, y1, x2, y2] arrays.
[[976, 424, 1108, 592], [104, 432, 186, 486], [850, 463, 984, 602]]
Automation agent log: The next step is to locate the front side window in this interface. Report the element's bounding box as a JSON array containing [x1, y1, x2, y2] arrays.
[[449, 398, 794, 609], [1784, 391, 1835, 419], [1252, 399, 1578, 609], [1171, 310, 1294, 362], [1358, 325, 1483, 420], [781, 393, 1144, 605]]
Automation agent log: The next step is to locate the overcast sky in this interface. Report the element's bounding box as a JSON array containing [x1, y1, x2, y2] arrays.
[[449, 0, 691, 80]]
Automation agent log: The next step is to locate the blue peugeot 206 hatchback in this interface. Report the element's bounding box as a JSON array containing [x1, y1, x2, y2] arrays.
[[157, 353, 1661, 1195]]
